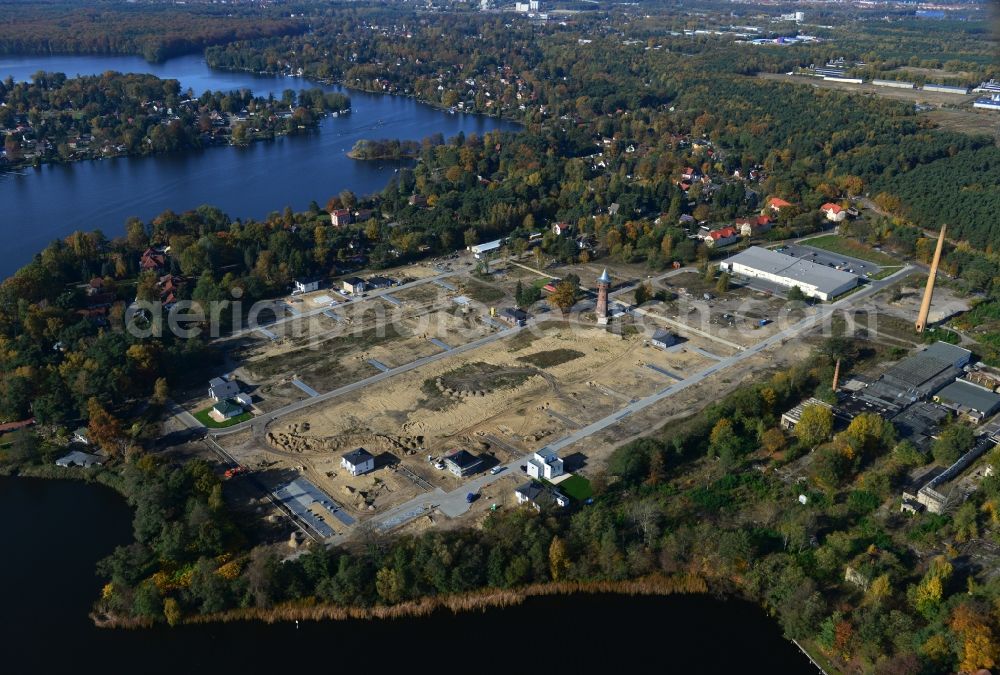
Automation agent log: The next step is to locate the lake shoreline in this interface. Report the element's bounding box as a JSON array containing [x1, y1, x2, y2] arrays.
[[94, 573, 712, 628]]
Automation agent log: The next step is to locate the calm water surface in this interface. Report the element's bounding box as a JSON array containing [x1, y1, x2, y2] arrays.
[[0, 54, 517, 277], [1, 475, 812, 674]]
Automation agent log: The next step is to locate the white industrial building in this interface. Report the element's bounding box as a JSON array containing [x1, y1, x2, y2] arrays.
[[974, 94, 1000, 111], [872, 79, 915, 89], [923, 83, 969, 95], [468, 239, 502, 259], [719, 246, 860, 300]]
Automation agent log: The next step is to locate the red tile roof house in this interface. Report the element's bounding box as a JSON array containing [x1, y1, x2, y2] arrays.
[[736, 215, 772, 237], [703, 226, 740, 248], [820, 203, 847, 222], [330, 208, 352, 227], [140, 247, 167, 272], [766, 197, 793, 213]]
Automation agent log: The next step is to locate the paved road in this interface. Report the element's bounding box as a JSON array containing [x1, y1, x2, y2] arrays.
[[338, 263, 916, 539]]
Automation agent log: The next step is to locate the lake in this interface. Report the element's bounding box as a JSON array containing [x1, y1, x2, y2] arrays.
[[1, 475, 813, 673], [0, 54, 518, 278]]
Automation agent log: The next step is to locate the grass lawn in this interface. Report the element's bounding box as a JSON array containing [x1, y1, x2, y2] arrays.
[[869, 265, 903, 280], [461, 279, 505, 304], [557, 474, 593, 501], [193, 408, 253, 429], [802, 234, 899, 266]]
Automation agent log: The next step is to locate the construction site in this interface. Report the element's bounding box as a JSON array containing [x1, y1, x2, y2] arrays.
[[195, 225, 1000, 545]]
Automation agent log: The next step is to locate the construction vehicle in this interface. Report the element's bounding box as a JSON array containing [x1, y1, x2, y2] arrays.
[[223, 466, 247, 479]]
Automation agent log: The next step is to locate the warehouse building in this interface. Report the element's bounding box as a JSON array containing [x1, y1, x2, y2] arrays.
[[923, 83, 970, 95], [872, 79, 915, 89], [864, 342, 972, 406], [934, 379, 1000, 422], [973, 94, 1000, 111], [718, 246, 860, 300]]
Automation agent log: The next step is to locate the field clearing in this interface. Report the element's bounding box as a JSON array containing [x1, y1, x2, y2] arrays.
[[923, 108, 1000, 142], [801, 235, 900, 266], [757, 73, 979, 107]]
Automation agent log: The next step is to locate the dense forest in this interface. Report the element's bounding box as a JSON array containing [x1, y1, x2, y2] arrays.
[[0, 1, 307, 62], [0, 71, 349, 166]]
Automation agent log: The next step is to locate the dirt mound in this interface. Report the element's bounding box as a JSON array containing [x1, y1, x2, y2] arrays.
[[267, 429, 424, 455]]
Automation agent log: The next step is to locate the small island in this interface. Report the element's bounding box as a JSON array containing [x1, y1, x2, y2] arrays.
[[348, 138, 422, 161], [0, 71, 350, 168]]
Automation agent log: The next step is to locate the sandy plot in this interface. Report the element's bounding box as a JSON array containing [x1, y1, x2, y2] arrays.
[[267, 326, 638, 462], [253, 380, 310, 413]]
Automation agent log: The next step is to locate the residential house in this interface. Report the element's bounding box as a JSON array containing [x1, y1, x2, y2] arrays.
[[208, 377, 240, 402], [234, 393, 253, 408], [341, 448, 376, 476], [767, 197, 793, 213], [330, 208, 352, 227], [499, 307, 529, 326], [651, 329, 679, 350], [342, 277, 366, 295], [526, 447, 564, 480], [139, 247, 167, 272], [72, 427, 90, 445], [408, 195, 428, 207], [55, 450, 104, 469], [209, 400, 244, 423], [681, 166, 701, 181], [515, 481, 569, 510], [157, 274, 184, 309], [552, 222, 570, 236], [366, 275, 395, 289], [444, 449, 483, 477], [293, 278, 321, 294], [704, 226, 740, 248], [820, 203, 846, 222], [736, 215, 772, 237]]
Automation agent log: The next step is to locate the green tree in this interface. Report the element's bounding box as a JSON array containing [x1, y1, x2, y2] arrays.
[[932, 424, 974, 466], [787, 286, 808, 302], [550, 281, 577, 314], [795, 404, 833, 447], [716, 272, 730, 294]]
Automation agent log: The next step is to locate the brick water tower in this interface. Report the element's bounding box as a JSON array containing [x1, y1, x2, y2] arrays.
[[596, 268, 611, 325]]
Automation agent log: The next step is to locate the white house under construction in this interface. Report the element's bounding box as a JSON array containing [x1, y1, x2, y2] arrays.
[[719, 246, 860, 300]]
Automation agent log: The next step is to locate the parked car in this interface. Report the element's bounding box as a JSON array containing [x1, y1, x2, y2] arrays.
[[490, 466, 506, 475]]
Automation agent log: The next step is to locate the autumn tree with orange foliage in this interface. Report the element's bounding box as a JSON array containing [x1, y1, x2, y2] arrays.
[[951, 603, 999, 673]]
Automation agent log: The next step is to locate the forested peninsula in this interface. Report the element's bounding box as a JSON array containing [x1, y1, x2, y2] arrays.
[[0, 72, 349, 168]]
